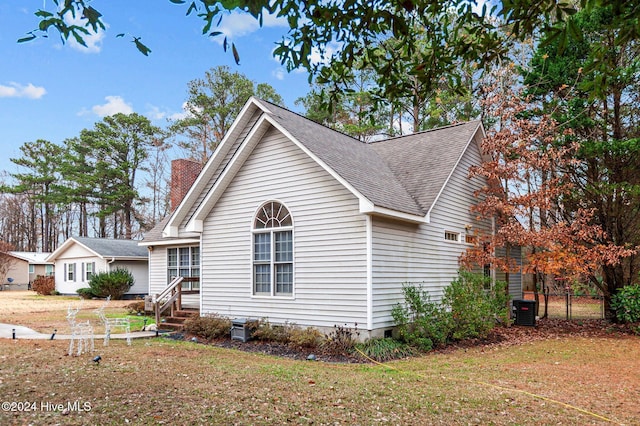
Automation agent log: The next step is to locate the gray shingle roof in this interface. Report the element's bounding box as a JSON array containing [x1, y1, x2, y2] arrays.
[[73, 237, 148, 258], [140, 215, 171, 242], [255, 99, 481, 216], [369, 121, 482, 214], [148, 98, 483, 242], [257, 101, 423, 215]]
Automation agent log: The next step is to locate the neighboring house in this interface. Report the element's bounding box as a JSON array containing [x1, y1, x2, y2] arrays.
[[3, 252, 53, 290], [2, 251, 53, 290], [46, 237, 148, 297], [141, 97, 522, 338]]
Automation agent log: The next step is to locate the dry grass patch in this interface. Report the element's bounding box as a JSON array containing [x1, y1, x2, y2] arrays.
[[1, 291, 638, 424], [1, 335, 638, 424], [0, 291, 135, 334]]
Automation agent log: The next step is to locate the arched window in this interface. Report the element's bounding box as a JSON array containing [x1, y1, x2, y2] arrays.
[[253, 201, 293, 296]]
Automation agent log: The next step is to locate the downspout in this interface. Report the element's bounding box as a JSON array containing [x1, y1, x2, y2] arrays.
[[199, 233, 203, 313], [366, 215, 373, 332], [108, 257, 116, 272]]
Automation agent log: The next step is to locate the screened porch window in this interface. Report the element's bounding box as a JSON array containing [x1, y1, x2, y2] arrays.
[[167, 246, 200, 290], [253, 201, 293, 296]]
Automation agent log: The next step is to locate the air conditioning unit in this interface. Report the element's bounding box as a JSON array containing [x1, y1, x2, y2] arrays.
[[230, 318, 252, 342]]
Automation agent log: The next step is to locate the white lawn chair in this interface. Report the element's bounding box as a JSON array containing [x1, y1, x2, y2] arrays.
[[95, 296, 131, 346]]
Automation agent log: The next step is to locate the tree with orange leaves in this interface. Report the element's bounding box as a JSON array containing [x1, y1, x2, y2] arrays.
[[462, 79, 635, 319]]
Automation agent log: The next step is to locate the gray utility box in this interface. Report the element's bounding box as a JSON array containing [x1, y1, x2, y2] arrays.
[[144, 295, 154, 312], [512, 299, 536, 326], [230, 318, 252, 342]]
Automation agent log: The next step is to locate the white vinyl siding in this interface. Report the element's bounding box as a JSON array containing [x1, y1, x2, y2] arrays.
[[148, 248, 169, 296], [371, 136, 492, 330], [110, 260, 149, 295], [181, 110, 262, 229], [201, 127, 367, 328]]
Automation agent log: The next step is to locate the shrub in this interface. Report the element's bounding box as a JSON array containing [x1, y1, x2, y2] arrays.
[[250, 318, 295, 343], [183, 314, 232, 340], [76, 288, 95, 299], [392, 271, 509, 350], [88, 267, 134, 299], [31, 275, 55, 295], [443, 271, 509, 340], [355, 338, 416, 362], [322, 323, 359, 355], [126, 300, 148, 315], [611, 285, 640, 323], [391, 284, 452, 348], [288, 326, 325, 349]]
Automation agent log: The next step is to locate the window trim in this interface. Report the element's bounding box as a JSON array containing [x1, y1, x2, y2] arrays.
[[444, 231, 460, 242], [84, 261, 95, 282], [167, 246, 200, 290], [465, 234, 478, 244], [251, 201, 294, 298], [66, 263, 76, 282]]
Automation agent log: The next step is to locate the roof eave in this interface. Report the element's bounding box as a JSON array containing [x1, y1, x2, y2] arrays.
[[165, 98, 264, 236], [359, 200, 428, 224], [138, 237, 200, 247]]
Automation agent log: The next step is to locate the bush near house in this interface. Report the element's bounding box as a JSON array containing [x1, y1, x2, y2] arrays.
[[76, 288, 94, 299], [183, 272, 510, 361], [392, 271, 509, 351], [183, 314, 232, 340], [31, 275, 55, 295], [87, 267, 135, 300]]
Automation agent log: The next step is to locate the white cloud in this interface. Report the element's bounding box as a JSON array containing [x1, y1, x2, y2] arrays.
[[271, 67, 286, 81], [146, 105, 166, 121], [213, 11, 287, 44], [64, 10, 106, 53], [166, 102, 191, 121], [0, 82, 47, 99], [309, 41, 342, 67], [92, 96, 134, 117]]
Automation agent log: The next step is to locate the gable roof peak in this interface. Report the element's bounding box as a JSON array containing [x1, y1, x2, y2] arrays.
[[251, 97, 363, 144]]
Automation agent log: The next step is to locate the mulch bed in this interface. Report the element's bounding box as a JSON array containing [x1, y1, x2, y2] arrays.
[[168, 318, 638, 363], [434, 318, 638, 354]]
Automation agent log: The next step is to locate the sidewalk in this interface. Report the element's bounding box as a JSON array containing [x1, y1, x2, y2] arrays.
[[0, 322, 161, 340]]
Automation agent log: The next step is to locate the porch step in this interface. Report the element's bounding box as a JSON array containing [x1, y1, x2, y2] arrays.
[[174, 309, 200, 318], [160, 309, 200, 331]]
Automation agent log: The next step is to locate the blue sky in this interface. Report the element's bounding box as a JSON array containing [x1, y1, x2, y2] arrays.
[[0, 2, 314, 175]]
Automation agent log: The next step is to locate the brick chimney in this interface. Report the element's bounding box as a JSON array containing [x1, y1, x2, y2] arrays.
[[170, 159, 203, 211]]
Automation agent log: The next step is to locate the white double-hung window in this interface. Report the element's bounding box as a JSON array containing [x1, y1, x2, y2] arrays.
[[253, 201, 293, 296], [167, 246, 200, 290]]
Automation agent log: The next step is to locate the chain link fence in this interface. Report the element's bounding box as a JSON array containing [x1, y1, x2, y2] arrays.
[[522, 292, 604, 320]]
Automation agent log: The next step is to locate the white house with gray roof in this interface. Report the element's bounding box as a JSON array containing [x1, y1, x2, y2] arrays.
[[47, 237, 148, 297], [140, 97, 521, 338]]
